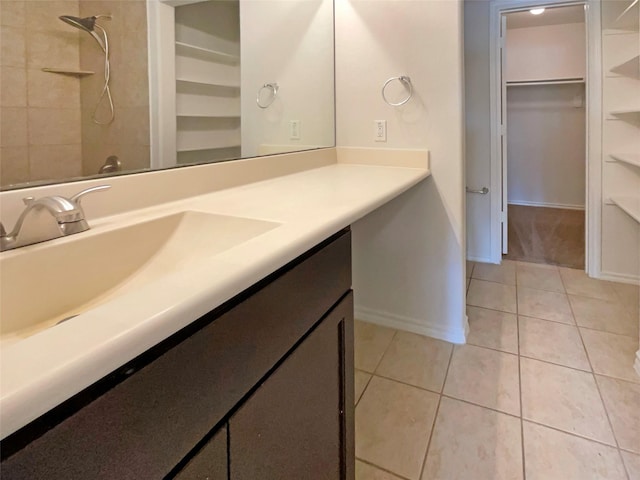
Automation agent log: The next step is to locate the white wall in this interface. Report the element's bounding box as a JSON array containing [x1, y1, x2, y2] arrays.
[[336, 0, 467, 343], [506, 89, 586, 209], [239, 0, 334, 157], [506, 23, 586, 81], [464, 0, 493, 261]]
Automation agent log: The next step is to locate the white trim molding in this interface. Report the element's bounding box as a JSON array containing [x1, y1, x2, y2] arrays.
[[355, 305, 469, 345]]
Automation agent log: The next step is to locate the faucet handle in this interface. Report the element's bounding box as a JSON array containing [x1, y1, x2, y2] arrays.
[[23, 196, 35, 206], [70, 185, 111, 207]]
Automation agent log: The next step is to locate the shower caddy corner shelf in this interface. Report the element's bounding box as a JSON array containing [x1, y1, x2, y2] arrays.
[[41, 68, 94, 76]]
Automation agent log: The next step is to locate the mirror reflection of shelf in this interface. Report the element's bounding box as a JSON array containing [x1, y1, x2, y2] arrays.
[[175, 41, 239, 64], [610, 54, 640, 78], [609, 153, 640, 168], [506, 78, 585, 87], [609, 195, 640, 224]]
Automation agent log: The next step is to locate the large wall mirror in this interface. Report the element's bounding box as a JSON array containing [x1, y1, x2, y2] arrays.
[[0, 0, 335, 190]]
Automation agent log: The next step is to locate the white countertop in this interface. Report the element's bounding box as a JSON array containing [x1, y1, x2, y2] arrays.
[[0, 160, 429, 439]]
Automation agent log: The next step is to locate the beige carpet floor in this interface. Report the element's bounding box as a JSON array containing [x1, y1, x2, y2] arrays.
[[503, 204, 585, 269]]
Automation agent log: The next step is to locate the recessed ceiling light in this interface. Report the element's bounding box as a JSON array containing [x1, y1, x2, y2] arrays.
[[530, 8, 545, 15]]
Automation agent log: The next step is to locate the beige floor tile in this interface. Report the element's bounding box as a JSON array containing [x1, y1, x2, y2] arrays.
[[517, 262, 564, 292], [580, 329, 640, 384], [559, 267, 619, 301], [376, 331, 452, 393], [355, 376, 439, 480], [467, 279, 517, 314], [354, 370, 371, 406], [622, 451, 640, 480], [466, 306, 518, 354], [517, 287, 574, 324], [520, 358, 615, 444], [523, 421, 627, 480], [519, 316, 590, 371], [354, 320, 396, 373], [612, 282, 640, 318], [421, 397, 523, 480], [444, 344, 520, 416], [569, 295, 637, 337], [355, 460, 404, 480], [596, 375, 640, 454], [472, 260, 516, 285]]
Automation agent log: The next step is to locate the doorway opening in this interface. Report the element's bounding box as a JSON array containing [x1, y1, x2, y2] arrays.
[[501, 5, 587, 268]]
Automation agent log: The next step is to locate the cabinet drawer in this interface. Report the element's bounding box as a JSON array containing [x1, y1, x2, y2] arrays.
[[1, 230, 351, 480]]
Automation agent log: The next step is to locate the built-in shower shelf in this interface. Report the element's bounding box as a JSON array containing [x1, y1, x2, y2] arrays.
[[176, 78, 240, 89], [610, 196, 640, 224], [175, 42, 239, 64], [42, 68, 94, 76], [610, 153, 640, 168]]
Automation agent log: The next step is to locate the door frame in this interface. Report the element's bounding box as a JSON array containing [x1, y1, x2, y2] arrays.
[[488, 0, 602, 276]]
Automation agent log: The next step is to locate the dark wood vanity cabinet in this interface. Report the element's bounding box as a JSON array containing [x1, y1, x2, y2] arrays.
[[1, 229, 354, 480]]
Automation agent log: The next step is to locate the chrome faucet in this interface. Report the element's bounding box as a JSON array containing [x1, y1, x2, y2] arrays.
[[0, 185, 110, 251]]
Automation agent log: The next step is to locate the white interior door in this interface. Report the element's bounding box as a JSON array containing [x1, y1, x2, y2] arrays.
[[500, 13, 508, 255]]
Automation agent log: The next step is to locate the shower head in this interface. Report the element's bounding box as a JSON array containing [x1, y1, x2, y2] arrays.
[[59, 14, 111, 52], [59, 15, 97, 33]]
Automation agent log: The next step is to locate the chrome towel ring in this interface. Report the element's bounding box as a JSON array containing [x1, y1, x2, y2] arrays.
[[382, 76, 413, 106], [256, 82, 279, 109]]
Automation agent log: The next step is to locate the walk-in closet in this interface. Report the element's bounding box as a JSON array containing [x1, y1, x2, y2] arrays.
[[503, 5, 587, 268]]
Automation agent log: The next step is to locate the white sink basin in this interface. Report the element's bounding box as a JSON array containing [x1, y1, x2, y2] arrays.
[[0, 211, 280, 344]]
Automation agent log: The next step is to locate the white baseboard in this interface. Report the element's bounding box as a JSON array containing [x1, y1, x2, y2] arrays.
[[597, 271, 640, 285], [355, 305, 468, 344], [507, 200, 585, 211], [635, 350, 640, 379]]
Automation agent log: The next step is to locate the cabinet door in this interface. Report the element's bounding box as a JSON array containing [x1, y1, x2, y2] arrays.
[[174, 426, 227, 480], [229, 292, 354, 480]]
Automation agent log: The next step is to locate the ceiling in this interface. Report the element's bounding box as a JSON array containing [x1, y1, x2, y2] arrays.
[[506, 5, 585, 29]]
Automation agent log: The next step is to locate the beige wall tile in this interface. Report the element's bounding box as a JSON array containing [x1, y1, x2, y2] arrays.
[[354, 320, 396, 373], [1, 66, 26, 107], [467, 306, 518, 354], [569, 295, 637, 337], [356, 376, 438, 480], [467, 279, 517, 314], [581, 329, 640, 384], [28, 107, 80, 145], [29, 144, 82, 182], [444, 344, 520, 416], [355, 461, 403, 480], [27, 68, 80, 108], [0, 2, 26, 28], [519, 316, 590, 371], [559, 267, 619, 301], [354, 370, 371, 406], [1, 25, 26, 67], [25, 1, 79, 33], [517, 287, 574, 324], [621, 451, 640, 479], [517, 262, 564, 293], [1, 106, 27, 146], [27, 30, 79, 70], [422, 397, 523, 480], [597, 375, 640, 454], [472, 260, 516, 285], [520, 357, 615, 445], [0, 146, 29, 186], [523, 421, 627, 480], [376, 331, 452, 392]]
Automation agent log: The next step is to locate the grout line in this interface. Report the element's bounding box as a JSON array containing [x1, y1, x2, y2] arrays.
[[355, 457, 411, 480], [371, 330, 398, 376], [518, 353, 592, 374], [354, 370, 373, 408], [577, 324, 639, 340], [522, 418, 622, 450], [439, 393, 521, 421], [561, 272, 624, 458], [516, 280, 527, 480]]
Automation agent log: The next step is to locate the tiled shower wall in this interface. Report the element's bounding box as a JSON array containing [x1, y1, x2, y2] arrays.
[[0, 0, 150, 188], [79, 0, 149, 176], [0, 0, 83, 187]]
